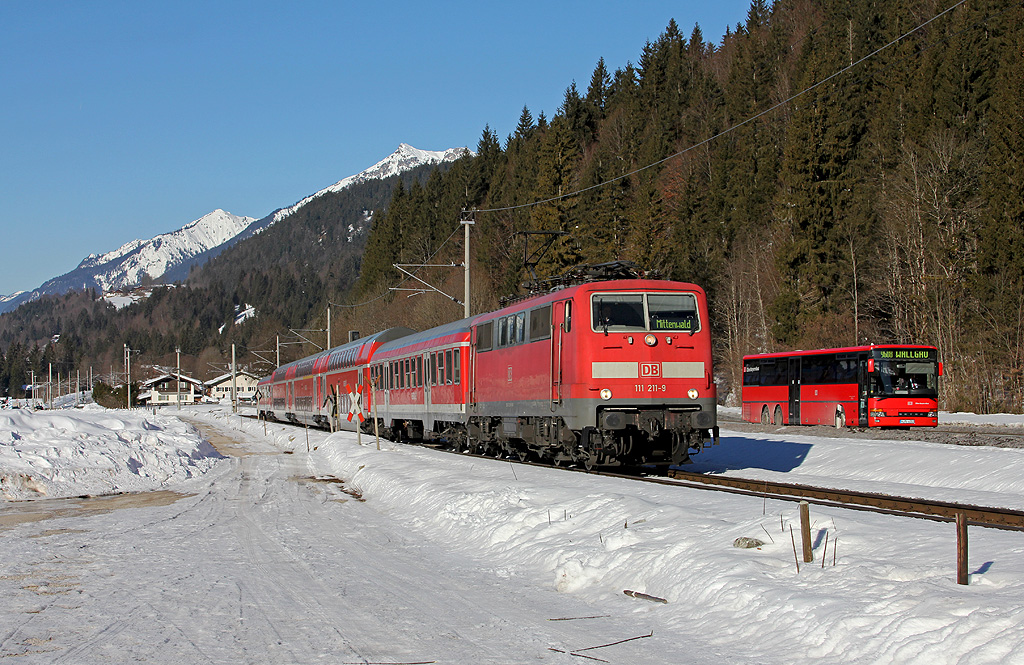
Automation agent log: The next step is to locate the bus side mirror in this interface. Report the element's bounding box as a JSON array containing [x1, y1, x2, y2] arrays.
[[868, 358, 874, 373], [938, 362, 943, 377]]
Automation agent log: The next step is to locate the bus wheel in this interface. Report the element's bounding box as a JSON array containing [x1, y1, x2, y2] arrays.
[[774, 405, 784, 426], [835, 411, 844, 429], [760, 406, 770, 425]]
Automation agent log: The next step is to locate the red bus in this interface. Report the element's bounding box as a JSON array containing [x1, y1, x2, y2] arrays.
[[742, 345, 941, 428]]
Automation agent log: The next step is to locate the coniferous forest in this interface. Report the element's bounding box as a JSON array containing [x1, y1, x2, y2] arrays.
[[2, 0, 1023, 412]]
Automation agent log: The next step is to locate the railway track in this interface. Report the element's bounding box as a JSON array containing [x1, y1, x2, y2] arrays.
[[441, 446, 1024, 533], [245, 413, 1024, 532], [718, 415, 1024, 448], [658, 469, 1024, 532]]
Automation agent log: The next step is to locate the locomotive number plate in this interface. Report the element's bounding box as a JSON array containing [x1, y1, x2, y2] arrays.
[[635, 384, 668, 393]]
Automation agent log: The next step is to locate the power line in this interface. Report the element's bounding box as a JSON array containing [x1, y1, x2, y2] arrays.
[[329, 223, 465, 310], [474, 0, 974, 214], [294, 0, 1011, 317]]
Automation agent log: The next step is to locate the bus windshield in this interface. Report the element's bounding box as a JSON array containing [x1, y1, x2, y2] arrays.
[[592, 293, 699, 333], [872, 359, 939, 397]]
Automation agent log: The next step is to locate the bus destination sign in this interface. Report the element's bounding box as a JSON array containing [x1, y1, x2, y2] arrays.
[[878, 349, 934, 360]]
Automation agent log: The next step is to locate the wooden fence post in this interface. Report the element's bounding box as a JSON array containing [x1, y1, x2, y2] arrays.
[[800, 501, 813, 563], [957, 512, 969, 585]]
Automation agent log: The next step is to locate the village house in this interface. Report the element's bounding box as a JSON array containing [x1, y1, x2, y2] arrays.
[[206, 371, 261, 404], [137, 373, 203, 407]]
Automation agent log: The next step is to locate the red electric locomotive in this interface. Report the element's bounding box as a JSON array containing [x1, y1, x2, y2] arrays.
[[259, 271, 719, 469]]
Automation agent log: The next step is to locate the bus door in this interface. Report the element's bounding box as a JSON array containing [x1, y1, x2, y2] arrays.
[[858, 354, 870, 427], [788, 357, 801, 424]]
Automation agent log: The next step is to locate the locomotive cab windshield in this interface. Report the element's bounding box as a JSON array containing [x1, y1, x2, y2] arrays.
[[591, 292, 700, 334]]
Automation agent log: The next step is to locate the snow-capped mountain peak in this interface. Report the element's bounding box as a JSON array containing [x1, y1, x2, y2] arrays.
[[79, 209, 256, 292], [272, 144, 471, 224], [0, 144, 469, 315]]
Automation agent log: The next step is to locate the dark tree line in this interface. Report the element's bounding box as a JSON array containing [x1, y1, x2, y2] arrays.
[[349, 0, 1024, 412]]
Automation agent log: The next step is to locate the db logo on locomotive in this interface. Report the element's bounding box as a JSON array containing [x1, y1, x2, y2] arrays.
[[640, 363, 661, 378]]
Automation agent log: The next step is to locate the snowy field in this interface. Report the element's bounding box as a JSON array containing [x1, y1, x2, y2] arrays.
[[2, 404, 1024, 663]]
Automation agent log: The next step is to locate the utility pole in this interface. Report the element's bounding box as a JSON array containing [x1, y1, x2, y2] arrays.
[[462, 211, 474, 319], [276, 335, 280, 368], [124, 344, 131, 409], [327, 305, 332, 350], [231, 344, 237, 414], [176, 347, 181, 410]]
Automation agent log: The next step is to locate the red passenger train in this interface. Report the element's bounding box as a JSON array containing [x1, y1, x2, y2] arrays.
[[258, 273, 719, 468], [741, 345, 942, 428]]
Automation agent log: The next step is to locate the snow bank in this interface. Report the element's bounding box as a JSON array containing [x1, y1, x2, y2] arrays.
[[0, 406, 224, 500], [940, 411, 1024, 427]]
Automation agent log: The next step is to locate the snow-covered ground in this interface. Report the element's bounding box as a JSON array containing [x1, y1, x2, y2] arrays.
[[940, 411, 1024, 427], [3, 405, 1024, 663]]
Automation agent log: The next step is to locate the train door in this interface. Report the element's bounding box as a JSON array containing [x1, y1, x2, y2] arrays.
[[550, 299, 572, 410], [423, 352, 432, 413], [858, 354, 870, 427], [788, 357, 801, 424], [468, 328, 477, 411], [384, 361, 392, 422]]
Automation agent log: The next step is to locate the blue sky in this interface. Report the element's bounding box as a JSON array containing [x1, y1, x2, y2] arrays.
[[1, 0, 752, 296]]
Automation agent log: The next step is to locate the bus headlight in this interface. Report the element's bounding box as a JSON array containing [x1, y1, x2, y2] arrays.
[[687, 389, 699, 400], [600, 388, 613, 401], [871, 409, 885, 418], [644, 334, 657, 347]]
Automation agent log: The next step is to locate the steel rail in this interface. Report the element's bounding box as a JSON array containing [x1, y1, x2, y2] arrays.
[[653, 469, 1024, 532]]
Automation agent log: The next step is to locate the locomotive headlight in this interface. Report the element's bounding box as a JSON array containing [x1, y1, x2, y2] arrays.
[[644, 334, 657, 347], [687, 388, 699, 400], [600, 388, 613, 401]]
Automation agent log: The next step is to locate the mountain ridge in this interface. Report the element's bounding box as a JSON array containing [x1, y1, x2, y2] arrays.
[[0, 144, 470, 314]]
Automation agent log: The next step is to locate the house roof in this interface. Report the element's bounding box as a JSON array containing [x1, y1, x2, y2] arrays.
[[141, 373, 204, 389], [206, 371, 260, 387]]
